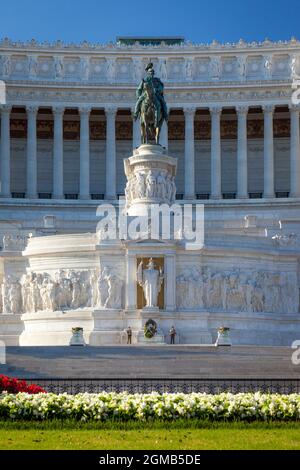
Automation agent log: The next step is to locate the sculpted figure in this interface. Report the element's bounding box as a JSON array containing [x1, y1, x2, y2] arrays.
[[10, 279, 22, 314], [226, 273, 244, 311], [290, 55, 298, 78], [210, 56, 221, 79], [156, 171, 166, 199], [40, 277, 51, 310], [106, 58, 115, 81], [146, 171, 156, 198], [98, 267, 110, 308], [134, 62, 168, 144], [251, 273, 265, 312], [70, 271, 82, 309], [136, 172, 146, 198], [192, 267, 204, 308], [81, 57, 89, 80], [176, 274, 187, 308], [170, 176, 176, 203], [237, 55, 246, 80], [264, 273, 280, 312], [90, 270, 99, 307], [137, 258, 164, 308], [21, 273, 33, 312], [105, 273, 123, 309], [2, 55, 11, 76], [54, 57, 64, 79], [28, 56, 37, 77], [279, 272, 298, 314], [80, 271, 91, 307], [185, 59, 193, 80], [2, 276, 22, 314], [209, 272, 223, 308]]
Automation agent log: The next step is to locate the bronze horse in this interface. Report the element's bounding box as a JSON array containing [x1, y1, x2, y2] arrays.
[[139, 80, 163, 145]]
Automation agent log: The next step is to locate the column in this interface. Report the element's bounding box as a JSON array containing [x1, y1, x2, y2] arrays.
[[131, 107, 141, 149], [105, 106, 117, 199], [289, 104, 300, 197], [184, 107, 196, 199], [160, 120, 168, 149], [263, 105, 275, 198], [210, 106, 222, 199], [53, 106, 64, 199], [0, 105, 11, 197], [79, 106, 91, 199], [126, 254, 137, 310], [165, 254, 176, 311], [236, 105, 248, 198], [26, 105, 38, 198]]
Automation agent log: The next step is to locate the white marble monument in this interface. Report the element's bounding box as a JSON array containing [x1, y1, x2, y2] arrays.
[[0, 36, 300, 346]]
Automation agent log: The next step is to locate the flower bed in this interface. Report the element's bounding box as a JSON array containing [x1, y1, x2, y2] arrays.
[[0, 375, 45, 394], [0, 392, 300, 421]]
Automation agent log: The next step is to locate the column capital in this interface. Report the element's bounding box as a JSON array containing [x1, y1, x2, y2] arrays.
[[26, 105, 39, 115], [52, 105, 65, 116], [183, 106, 196, 116], [209, 105, 222, 115], [236, 105, 248, 115], [105, 106, 118, 117], [262, 104, 275, 114], [0, 104, 12, 114], [78, 106, 91, 115]]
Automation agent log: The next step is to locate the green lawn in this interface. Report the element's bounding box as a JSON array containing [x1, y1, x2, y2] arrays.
[[0, 422, 300, 449]]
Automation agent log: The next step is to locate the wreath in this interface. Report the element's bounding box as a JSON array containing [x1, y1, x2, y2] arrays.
[[144, 318, 157, 339]]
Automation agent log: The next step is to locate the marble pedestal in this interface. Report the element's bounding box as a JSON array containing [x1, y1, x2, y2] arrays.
[[124, 143, 177, 216]]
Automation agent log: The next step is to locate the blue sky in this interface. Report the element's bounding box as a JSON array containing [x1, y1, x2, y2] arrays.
[[1, 0, 299, 44]]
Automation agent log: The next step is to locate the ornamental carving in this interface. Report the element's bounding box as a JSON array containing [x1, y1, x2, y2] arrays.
[[176, 267, 299, 314], [0, 268, 124, 314]]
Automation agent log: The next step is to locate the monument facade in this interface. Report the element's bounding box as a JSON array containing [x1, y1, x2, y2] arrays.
[[0, 36, 300, 345]]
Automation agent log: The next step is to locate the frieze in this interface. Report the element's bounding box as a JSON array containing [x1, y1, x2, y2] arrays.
[[6, 87, 293, 107], [176, 266, 299, 314]]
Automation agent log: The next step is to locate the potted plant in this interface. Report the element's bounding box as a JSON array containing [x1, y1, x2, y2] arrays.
[[70, 326, 85, 346], [215, 326, 232, 346]]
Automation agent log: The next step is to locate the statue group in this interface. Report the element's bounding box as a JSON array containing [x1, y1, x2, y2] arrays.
[[125, 170, 176, 204], [1, 264, 297, 315], [0, 267, 123, 314], [134, 62, 168, 145], [176, 266, 299, 314]]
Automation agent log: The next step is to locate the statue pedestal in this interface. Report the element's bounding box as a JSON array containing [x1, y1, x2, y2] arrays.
[[141, 306, 159, 313], [124, 144, 177, 216], [137, 331, 165, 345]]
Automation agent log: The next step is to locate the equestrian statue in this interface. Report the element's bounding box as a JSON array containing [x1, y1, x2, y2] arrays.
[[134, 62, 168, 145]]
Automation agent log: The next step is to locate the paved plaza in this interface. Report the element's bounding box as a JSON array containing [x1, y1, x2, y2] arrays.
[[1, 345, 299, 379]]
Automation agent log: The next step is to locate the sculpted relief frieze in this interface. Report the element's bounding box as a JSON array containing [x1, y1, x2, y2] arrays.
[[176, 266, 299, 314], [0, 268, 124, 314]]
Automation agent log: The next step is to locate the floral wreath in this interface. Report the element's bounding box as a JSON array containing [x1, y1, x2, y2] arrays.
[[144, 318, 157, 339]]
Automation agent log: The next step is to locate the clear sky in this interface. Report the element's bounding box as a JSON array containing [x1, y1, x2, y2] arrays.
[[1, 0, 300, 44]]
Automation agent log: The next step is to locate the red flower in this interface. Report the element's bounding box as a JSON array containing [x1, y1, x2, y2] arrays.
[[0, 375, 46, 394]]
